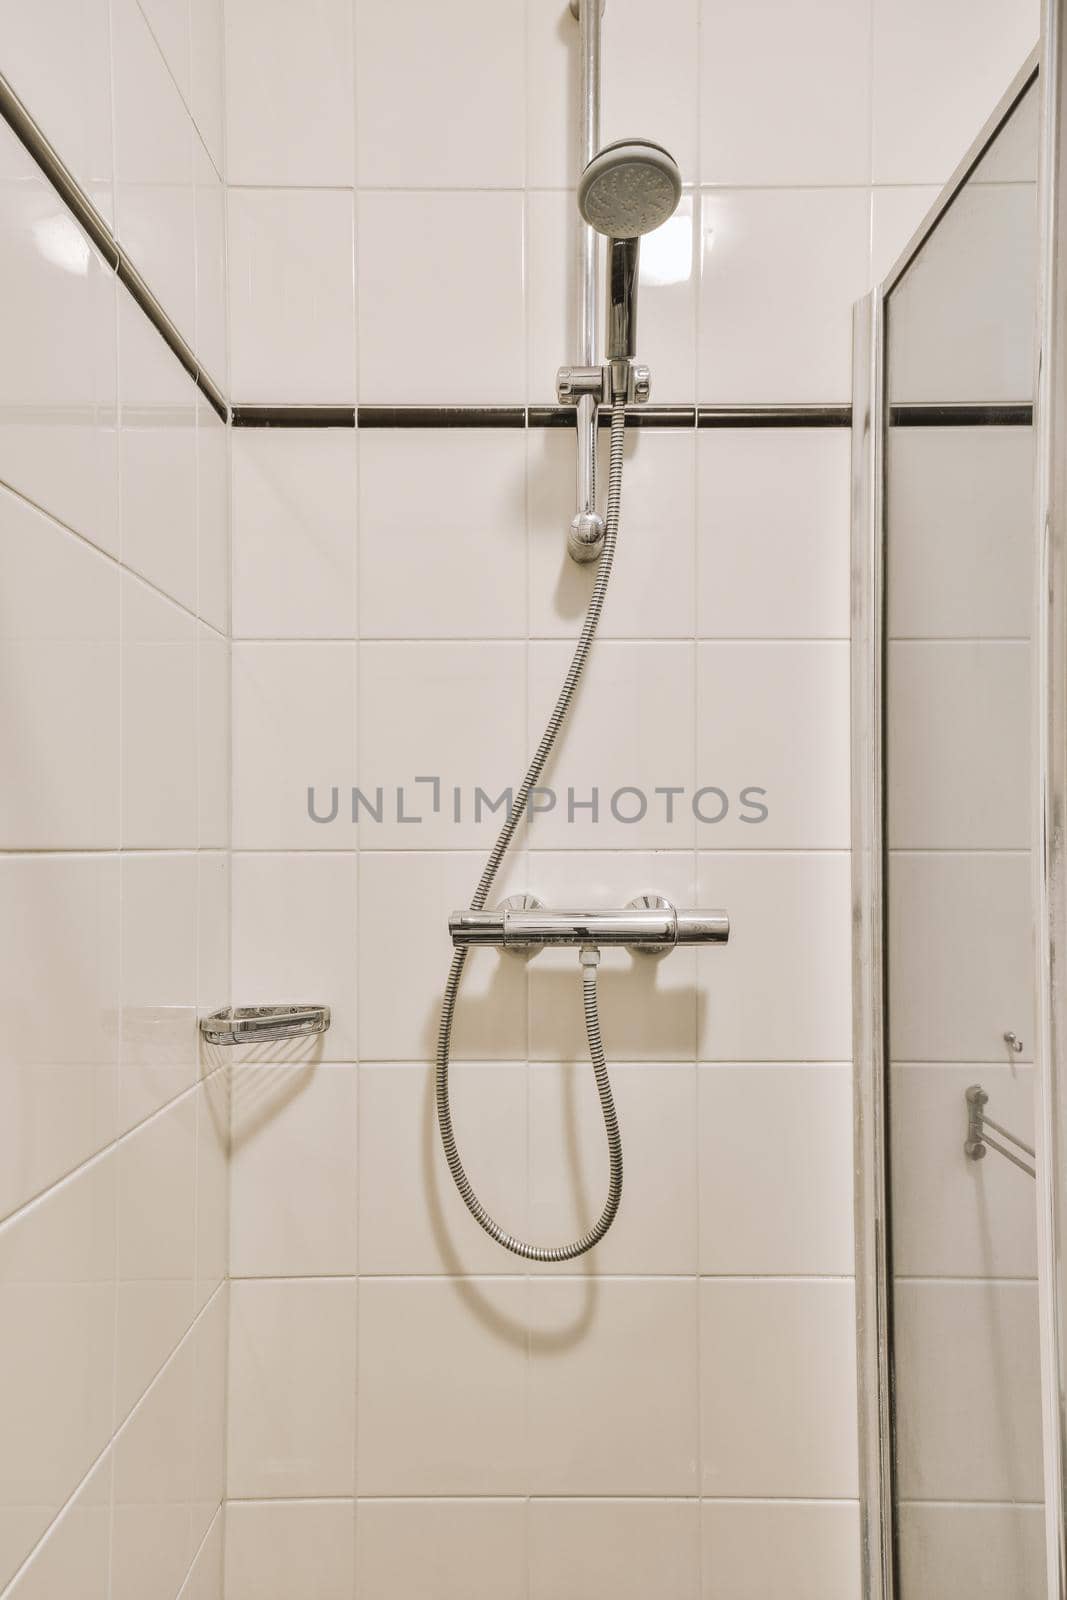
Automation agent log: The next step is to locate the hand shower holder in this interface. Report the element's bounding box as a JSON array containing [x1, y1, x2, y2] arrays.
[[449, 895, 729, 957]]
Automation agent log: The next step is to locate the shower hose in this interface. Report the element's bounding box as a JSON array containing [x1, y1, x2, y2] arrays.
[[435, 395, 628, 1262]]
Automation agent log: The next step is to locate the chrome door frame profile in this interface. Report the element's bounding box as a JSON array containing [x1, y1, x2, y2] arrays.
[[850, 287, 893, 1600], [1036, 1, 1067, 1593], [849, 42, 1055, 1600]]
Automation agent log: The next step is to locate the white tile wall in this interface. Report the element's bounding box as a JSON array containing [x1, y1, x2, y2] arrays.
[[356, 191, 525, 405], [226, 1499, 356, 1600], [228, 189, 356, 403], [226, 0, 355, 186], [700, 0, 871, 185], [0, 18, 230, 1591], [212, 2, 1038, 1595]]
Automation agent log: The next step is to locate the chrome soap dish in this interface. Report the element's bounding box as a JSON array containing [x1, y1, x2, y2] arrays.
[[199, 1004, 331, 1047]]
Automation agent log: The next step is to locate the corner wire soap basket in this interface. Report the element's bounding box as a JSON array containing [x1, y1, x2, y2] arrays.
[[198, 1004, 331, 1047]]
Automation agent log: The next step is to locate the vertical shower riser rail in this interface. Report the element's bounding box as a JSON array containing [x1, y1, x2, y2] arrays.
[[573, 0, 601, 549]]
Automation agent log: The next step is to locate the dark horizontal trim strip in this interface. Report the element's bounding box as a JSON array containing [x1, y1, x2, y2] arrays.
[[0, 71, 228, 425], [240, 403, 854, 430], [232, 405, 356, 428], [698, 405, 852, 428], [890, 402, 1034, 427], [358, 405, 525, 428]]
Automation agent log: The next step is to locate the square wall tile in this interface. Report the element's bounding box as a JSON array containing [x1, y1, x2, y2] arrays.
[[226, 0, 355, 185], [225, 1499, 355, 1600], [118, 294, 198, 614], [528, 1064, 698, 1275], [232, 642, 357, 849], [894, 1279, 1043, 1501], [700, 1280, 858, 1497], [872, 0, 1039, 183], [230, 1064, 357, 1276], [701, 1501, 861, 1600], [0, 1154, 116, 1588], [528, 1278, 699, 1494], [233, 430, 357, 640], [358, 192, 524, 404], [231, 852, 358, 1060], [696, 641, 850, 848], [529, 429, 697, 639], [227, 1278, 357, 1498], [115, 1093, 197, 1421], [357, 1499, 525, 1600], [0, 855, 120, 1219], [699, 1065, 854, 1274], [524, 0, 580, 189], [697, 429, 851, 640], [119, 852, 199, 1131], [358, 1063, 528, 1276], [527, 640, 697, 849], [229, 189, 355, 404], [698, 188, 870, 403], [897, 1502, 1046, 1600], [111, 0, 196, 343], [189, 0, 225, 174], [0, 490, 120, 850], [887, 851, 1033, 1062], [356, 0, 524, 186], [194, 140, 227, 389], [197, 624, 229, 849], [196, 399, 229, 635], [196, 1070, 229, 1308], [359, 430, 526, 638], [890, 1064, 1037, 1278], [0, 142, 118, 557], [111, 1331, 198, 1600], [357, 1278, 528, 1495], [180, 1511, 224, 1600], [527, 852, 699, 1063], [530, 1499, 700, 1600], [122, 575, 198, 849], [886, 426, 1034, 640], [700, 0, 870, 185], [138, 0, 191, 99], [357, 852, 528, 1061], [358, 641, 527, 848], [197, 850, 230, 1019], [0, 0, 114, 215], [696, 852, 853, 1061]]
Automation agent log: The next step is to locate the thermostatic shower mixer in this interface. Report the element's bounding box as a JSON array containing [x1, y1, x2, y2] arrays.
[[449, 896, 730, 955]]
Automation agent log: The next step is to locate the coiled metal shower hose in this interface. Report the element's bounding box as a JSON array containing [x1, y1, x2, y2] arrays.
[[435, 395, 628, 1261]]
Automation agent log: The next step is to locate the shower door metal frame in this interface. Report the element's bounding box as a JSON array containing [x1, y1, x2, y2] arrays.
[[850, 38, 1061, 1600], [1036, 0, 1067, 1592]]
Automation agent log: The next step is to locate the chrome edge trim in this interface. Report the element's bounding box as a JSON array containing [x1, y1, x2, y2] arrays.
[[1035, 2, 1067, 1591], [881, 45, 1041, 299], [850, 289, 894, 1600], [0, 69, 228, 424]]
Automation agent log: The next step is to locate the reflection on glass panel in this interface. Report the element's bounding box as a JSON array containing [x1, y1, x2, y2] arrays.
[[882, 76, 1042, 1600]]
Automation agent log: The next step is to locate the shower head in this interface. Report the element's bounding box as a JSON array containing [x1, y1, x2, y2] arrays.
[[577, 139, 682, 366], [578, 138, 682, 239]]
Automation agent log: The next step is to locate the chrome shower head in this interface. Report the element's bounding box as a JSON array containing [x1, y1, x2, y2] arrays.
[[577, 138, 682, 365], [578, 138, 682, 239]]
